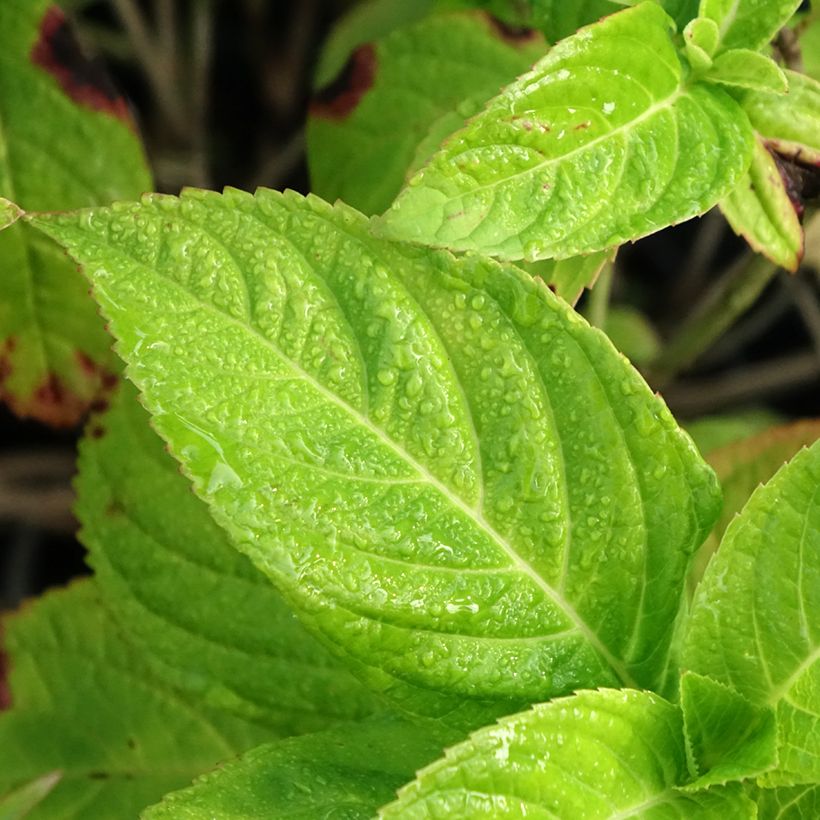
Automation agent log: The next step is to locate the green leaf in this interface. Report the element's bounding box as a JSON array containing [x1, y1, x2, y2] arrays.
[[684, 441, 820, 786], [603, 305, 661, 365], [706, 49, 789, 92], [0, 0, 151, 426], [0, 772, 61, 820], [684, 17, 720, 71], [76, 382, 381, 733], [0, 198, 22, 232], [307, 11, 544, 217], [513, 0, 624, 42], [143, 715, 461, 819], [522, 250, 613, 306], [720, 136, 803, 271], [680, 671, 777, 789], [738, 69, 820, 165], [31, 187, 720, 715], [379, 2, 754, 261], [755, 784, 820, 818], [689, 420, 820, 594], [700, 0, 803, 53], [0, 581, 273, 819], [379, 689, 757, 817], [798, 12, 820, 84]]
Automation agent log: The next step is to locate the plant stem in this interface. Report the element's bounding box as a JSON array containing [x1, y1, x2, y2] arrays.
[[650, 252, 778, 386]]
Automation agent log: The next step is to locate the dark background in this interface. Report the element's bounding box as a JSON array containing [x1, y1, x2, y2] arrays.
[[2, 0, 818, 611]]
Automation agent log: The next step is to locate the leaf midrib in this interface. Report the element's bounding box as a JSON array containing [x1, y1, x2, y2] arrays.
[[83, 220, 637, 689]]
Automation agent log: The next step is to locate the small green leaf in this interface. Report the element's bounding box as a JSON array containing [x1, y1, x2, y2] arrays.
[[379, 689, 757, 817], [680, 671, 777, 789], [754, 784, 820, 818], [603, 305, 661, 365], [684, 441, 820, 786], [0, 581, 273, 818], [380, 2, 754, 261], [143, 716, 461, 819], [0, 0, 151, 426], [0, 198, 22, 232], [32, 187, 720, 715], [522, 249, 613, 305], [720, 136, 803, 271], [700, 0, 803, 53], [0, 772, 61, 820], [706, 49, 789, 92], [308, 10, 544, 216], [738, 69, 820, 164], [76, 382, 381, 733], [684, 17, 720, 71]]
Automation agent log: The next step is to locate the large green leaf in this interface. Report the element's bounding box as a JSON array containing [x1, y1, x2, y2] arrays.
[[755, 784, 820, 818], [0, 0, 151, 426], [0, 581, 272, 819], [719, 136, 803, 271], [699, 0, 803, 53], [76, 382, 380, 733], [308, 10, 544, 216], [379, 689, 756, 817], [379, 2, 754, 261], [144, 716, 460, 819], [684, 441, 820, 786], [32, 187, 720, 716], [738, 69, 820, 165]]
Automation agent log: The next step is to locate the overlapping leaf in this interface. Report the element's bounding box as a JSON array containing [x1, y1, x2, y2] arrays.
[[699, 0, 803, 53], [684, 441, 820, 786], [32, 187, 720, 717], [0, 0, 150, 426], [720, 136, 803, 271], [0, 581, 272, 818], [308, 11, 544, 216], [76, 382, 380, 733], [379, 2, 754, 261], [380, 689, 756, 817], [523, 250, 613, 306], [144, 716, 460, 819]]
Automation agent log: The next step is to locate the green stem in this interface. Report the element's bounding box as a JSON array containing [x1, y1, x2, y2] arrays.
[[586, 259, 614, 329], [651, 252, 778, 387]]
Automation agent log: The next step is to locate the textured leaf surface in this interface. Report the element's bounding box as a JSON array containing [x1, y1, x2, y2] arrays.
[[0, 581, 272, 819], [308, 11, 544, 217], [144, 716, 460, 819], [739, 70, 820, 164], [0, 0, 150, 426], [76, 382, 380, 733], [700, 0, 803, 52], [380, 2, 754, 261], [720, 136, 803, 271], [33, 187, 720, 715], [689, 420, 820, 591], [380, 689, 756, 817], [680, 671, 777, 789], [523, 250, 613, 306], [755, 784, 820, 818], [684, 441, 820, 786]]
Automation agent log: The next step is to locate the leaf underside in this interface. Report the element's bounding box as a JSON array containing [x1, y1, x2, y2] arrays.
[[380, 1, 754, 261], [32, 187, 720, 719]]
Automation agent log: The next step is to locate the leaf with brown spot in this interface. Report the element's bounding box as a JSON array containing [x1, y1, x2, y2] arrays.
[[0, 0, 150, 427]]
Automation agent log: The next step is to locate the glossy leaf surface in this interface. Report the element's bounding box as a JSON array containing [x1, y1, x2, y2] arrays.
[[144, 716, 460, 819], [684, 441, 820, 786], [0, 0, 150, 426], [739, 70, 820, 164], [308, 11, 544, 217], [380, 689, 756, 817], [705, 49, 788, 92], [0, 582, 272, 819], [380, 2, 754, 261], [76, 382, 380, 733], [720, 136, 803, 271], [33, 187, 720, 715], [680, 671, 777, 790], [700, 0, 803, 52]]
